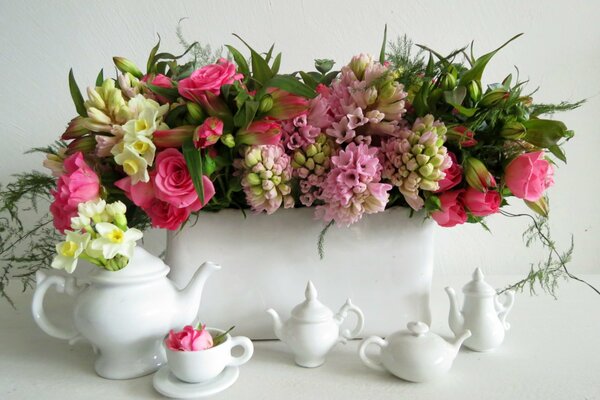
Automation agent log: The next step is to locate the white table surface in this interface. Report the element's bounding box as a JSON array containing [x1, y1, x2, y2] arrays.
[[1, 274, 599, 400]]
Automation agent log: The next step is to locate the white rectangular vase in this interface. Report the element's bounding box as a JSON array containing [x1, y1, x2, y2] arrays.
[[166, 207, 434, 339]]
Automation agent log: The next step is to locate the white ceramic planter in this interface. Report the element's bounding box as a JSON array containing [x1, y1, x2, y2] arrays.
[[167, 207, 434, 339]]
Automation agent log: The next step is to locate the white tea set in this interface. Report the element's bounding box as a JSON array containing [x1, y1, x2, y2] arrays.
[[31, 247, 515, 397], [268, 267, 515, 383]]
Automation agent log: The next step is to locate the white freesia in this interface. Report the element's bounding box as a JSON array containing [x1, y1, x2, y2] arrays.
[[70, 214, 91, 230], [89, 222, 143, 260], [78, 199, 107, 219], [51, 231, 91, 273], [106, 201, 127, 217], [113, 144, 149, 184]]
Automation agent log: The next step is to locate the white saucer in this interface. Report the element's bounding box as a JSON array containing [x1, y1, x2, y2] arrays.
[[152, 365, 239, 399]]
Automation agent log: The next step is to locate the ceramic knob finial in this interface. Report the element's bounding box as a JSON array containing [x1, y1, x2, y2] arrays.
[[305, 280, 318, 300], [473, 267, 484, 281]]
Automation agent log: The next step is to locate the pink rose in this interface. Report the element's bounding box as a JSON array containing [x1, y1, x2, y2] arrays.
[[178, 58, 243, 102], [166, 325, 213, 352], [504, 151, 554, 201], [50, 152, 100, 232], [431, 190, 467, 228], [153, 149, 215, 210], [143, 198, 191, 230], [194, 117, 223, 149], [462, 187, 501, 217], [436, 152, 462, 192], [142, 74, 173, 103]]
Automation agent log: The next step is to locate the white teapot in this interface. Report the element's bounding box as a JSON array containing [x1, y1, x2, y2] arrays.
[[266, 281, 364, 368], [358, 321, 471, 382], [32, 247, 220, 379], [446, 267, 515, 352]]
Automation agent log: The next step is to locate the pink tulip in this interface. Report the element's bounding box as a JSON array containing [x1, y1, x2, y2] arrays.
[[194, 117, 223, 149], [504, 151, 554, 202], [166, 325, 213, 352], [50, 152, 100, 232], [462, 187, 501, 217], [431, 190, 467, 227], [237, 120, 283, 145], [264, 88, 309, 121]]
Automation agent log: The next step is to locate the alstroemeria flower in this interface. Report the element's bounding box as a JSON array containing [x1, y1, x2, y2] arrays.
[[51, 230, 91, 273], [88, 223, 143, 259]]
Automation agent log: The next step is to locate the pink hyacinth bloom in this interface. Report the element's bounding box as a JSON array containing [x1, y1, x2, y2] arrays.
[[316, 143, 391, 226]]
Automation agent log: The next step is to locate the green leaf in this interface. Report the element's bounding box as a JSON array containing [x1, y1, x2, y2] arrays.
[[264, 43, 275, 63], [68, 69, 87, 117], [147, 83, 179, 101], [204, 154, 217, 176], [225, 45, 250, 76], [447, 102, 477, 117], [315, 59, 335, 74], [548, 144, 567, 163], [266, 75, 317, 99], [232, 34, 273, 85], [95, 69, 104, 86], [146, 34, 161, 73], [460, 33, 523, 85], [244, 100, 259, 126], [321, 70, 339, 86], [300, 71, 319, 89], [424, 195, 441, 212], [443, 86, 467, 106], [379, 24, 388, 64], [182, 140, 205, 205], [523, 119, 569, 148], [271, 53, 282, 75]]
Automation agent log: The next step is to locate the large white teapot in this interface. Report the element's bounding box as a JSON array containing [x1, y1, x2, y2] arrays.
[[32, 247, 220, 379]]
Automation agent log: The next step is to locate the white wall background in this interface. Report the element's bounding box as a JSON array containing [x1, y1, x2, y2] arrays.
[[1, 0, 598, 276]]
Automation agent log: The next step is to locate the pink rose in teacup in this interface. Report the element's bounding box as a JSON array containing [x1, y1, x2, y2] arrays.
[[165, 326, 253, 383], [166, 324, 213, 351]]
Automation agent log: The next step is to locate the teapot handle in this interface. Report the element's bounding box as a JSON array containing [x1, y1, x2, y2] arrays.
[[495, 290, 515, 330], [335, 299, 365, 342], [358, 336, 387, 372], [31, 271, 85, 343]]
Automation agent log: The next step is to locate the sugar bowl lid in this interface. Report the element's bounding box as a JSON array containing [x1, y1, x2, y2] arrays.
[[291, 281, 334, 322]]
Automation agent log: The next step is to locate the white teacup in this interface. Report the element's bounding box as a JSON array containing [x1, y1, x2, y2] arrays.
[[165, 327, 254, 383]]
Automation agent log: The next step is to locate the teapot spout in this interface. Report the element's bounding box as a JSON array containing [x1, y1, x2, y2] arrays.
[[445, 287, 465, 335], [266, 308, 284, 341], [451, 329, 472, 353], [177, 261, 221, 323]]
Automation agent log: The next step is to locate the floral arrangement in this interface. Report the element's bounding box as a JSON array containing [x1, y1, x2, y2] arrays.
[[1, 28, 597, 299], [166, 324, 234, 351]]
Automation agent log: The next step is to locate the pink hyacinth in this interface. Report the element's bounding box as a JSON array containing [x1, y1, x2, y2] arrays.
[[315, 143, 391, 226]]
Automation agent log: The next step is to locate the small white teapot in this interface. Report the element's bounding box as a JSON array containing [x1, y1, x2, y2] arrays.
[[358, 321, 471, 382], [445, 267, 515, 352], [266, 281, 364, 368]]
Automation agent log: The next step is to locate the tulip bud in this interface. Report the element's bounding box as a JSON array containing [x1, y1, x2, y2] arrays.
[[258, 95, 274, 113], [61, 117, 89, 139], [113, 57, 143, 79], [480, 88, 509, 107], [220, 133, 235, 148], [66, 136, 97, 155], [186, 102, 205, 123], [467, 80, 482, 102], [464, 157, 496, 192], [525, 196, 549, 218], [440, 73, 457, 90], [500, 120, 527, 140]]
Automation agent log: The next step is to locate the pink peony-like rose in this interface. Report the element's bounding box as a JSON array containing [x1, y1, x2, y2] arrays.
[[504, 151, 554, 201], [50, 152, 100, 232], [166, 325, 213, 352], [153, 149, 215, 210], [462, 187, 501, 217], [431, 190, 467, 227], [178, 58, 243, 102], [143, 198, 191, 230], [436, 152, 463, 192], [194, 117, 223, 149], [142, 73, 173, 103]]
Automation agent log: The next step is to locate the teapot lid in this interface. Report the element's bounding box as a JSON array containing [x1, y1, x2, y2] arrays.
[[462, 268, 496, 296], [89, 246, 169, 284], [291, 281, 333, 322]]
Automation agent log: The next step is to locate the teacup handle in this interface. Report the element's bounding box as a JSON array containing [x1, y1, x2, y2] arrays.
[[358, 336, 387, 372], [227, 336, 254, 367]]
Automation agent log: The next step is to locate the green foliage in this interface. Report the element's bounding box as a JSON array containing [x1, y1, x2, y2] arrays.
[[385, 35, 425, 89], [176, 19, 223, 69], [499, 212, 599, 298], [0, 172, 60, 306], [317, 220, 334, 260]]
